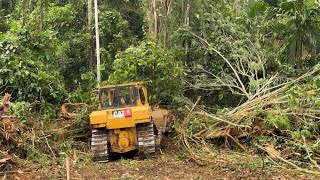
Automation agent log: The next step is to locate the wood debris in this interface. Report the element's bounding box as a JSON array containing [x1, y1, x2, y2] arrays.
[[59, 103, 88, 123], [0, 93, 11, 115], [0, 94, 23, 147]]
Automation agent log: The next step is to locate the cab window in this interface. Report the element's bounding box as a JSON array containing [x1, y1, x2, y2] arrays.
[[139, 88, 146, 105], [99, 86, 138, 109]]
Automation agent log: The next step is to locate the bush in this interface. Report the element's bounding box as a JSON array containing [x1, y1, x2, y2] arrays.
[[108, 41, 184, 106], [0, 21, 66, 107], [265, 114, 291, 131]]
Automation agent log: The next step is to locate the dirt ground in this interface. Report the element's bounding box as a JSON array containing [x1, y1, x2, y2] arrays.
[[6, 151, 319, 180]]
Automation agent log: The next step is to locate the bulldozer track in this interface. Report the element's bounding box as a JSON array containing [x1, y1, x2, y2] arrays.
[[91, 128, 109, 162], [137, 121, 156, 154]]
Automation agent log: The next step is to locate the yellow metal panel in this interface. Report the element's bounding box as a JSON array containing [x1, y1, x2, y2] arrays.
[[90, 82, 158, 130], [90, 110, 107, 125], [150, 109, 169, 129], [106, 108, 150, 119], [92, 124, 106, 128], [105, 106, 150, 129], [112, 146, 137, 153], [135, 118, 151, 124], [99, 82, 145, 89], [107, 118, 135, 129]]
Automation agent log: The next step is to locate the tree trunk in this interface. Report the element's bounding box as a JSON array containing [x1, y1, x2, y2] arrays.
[[88, 0, 93, 68], [29, 0, 33, 10], [94, 0, 101, 84], [162, 0, 172, 49], [148, 0, 153, 36], [22, 0, 26, 26], [9, 0, 12, 10], [184, 0, 190, 56], [34, 0, 38, 31], [39, 0, 44, 31], [88, 0, 93, 28], [153, 0, 158, 40]]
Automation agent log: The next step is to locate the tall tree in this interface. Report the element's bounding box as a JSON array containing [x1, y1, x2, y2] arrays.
[[274, 0, 320, 61], [153, 0, 158, 39], [184, 0, 190, 55], [88, 0, 93, 67], [161, 0, 172, 48]]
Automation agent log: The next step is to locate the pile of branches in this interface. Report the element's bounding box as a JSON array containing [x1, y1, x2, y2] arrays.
[[0, 94, 24, 150], [180, 84, 320, 174], [181, 36, 320, 174], [0, 93, 26, 175], [0, 95, 93, 173]]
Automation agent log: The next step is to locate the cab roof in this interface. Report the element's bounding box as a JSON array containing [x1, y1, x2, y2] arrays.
[[98, 82, 145, 89]]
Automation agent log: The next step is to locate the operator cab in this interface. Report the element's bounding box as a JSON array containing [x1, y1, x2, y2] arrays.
[[98, 83, 147, 110]]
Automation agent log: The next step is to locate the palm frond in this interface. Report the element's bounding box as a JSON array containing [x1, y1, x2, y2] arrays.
[[283, 32, 303, 62], [305, 26, 320, 52]]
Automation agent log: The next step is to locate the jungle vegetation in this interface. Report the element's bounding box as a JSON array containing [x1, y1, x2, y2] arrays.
[[1, 0, 320, 174]]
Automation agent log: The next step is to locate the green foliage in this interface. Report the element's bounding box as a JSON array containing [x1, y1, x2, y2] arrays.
[[187, 116, 209, 135], [9, 101, 31, 121], [98, 7, 133, 79], [271, 0, 320, 61], [0, 10, 8, 32], [1, 0, 320, 171], [247, 0, 269, 18], [44, 4, 75, 33], [0, 1, 142, 115], [0, 21, 66, 105], [291, 128, 312, 139], [287, 79, 320, 108], [262, 80, 320, 140], [42, 4, 92, 91], [265, 114, 291, 130], [264, 0, 279, 6], [57, 140, 73, 157], [106, 0, 145, 39], [108, 41, 184, 105], [99, 7, 131, 50], [176, 0, 277, 106], [22, 143, 49, 164]]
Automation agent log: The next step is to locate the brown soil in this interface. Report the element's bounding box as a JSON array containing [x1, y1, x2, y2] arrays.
[[2, 134, 318, 179], [6, 152, 318, 180]]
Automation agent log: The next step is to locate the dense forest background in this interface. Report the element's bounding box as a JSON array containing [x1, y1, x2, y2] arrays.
[[1, 0, 320, 175], [1, 0, 319, 113]]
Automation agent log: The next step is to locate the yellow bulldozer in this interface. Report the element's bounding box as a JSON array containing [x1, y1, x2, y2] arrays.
[[89, 82, 170, 162]]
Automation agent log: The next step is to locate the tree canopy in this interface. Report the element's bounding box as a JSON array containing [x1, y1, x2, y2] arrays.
[[0, 0, 319, 112]]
